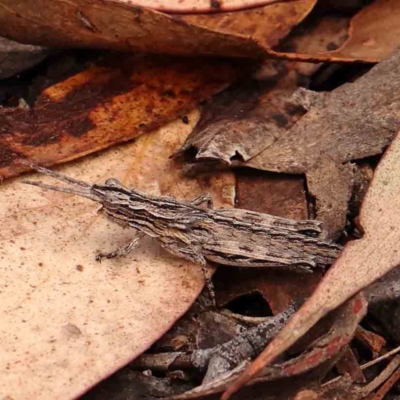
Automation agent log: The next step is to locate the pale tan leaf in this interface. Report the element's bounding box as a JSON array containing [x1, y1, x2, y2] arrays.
[[0, 111, 235, 399], [132, 0, 302, 13], [221, 126, 400, 399]]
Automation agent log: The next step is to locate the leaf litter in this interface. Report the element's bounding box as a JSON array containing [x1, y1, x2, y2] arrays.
[[2, 1, 400, 400]]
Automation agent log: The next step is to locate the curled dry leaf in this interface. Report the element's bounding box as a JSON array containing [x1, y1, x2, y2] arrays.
[[0, 55, 242, 179], [221, 122, 400, 398], [269, 0, 400, 64], [329, 0, 400, 63], [178, 80, 306, 167], [0, 112, 235, 400]]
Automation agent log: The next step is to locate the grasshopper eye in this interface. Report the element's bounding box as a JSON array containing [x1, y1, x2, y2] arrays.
[[105, 178, 121, 186]]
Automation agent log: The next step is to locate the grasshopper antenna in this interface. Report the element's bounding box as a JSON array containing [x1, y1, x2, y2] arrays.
[[20, 161, 100, 202]]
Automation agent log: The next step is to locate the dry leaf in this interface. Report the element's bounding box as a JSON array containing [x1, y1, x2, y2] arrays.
[[180, 0, 316, 49], [0, 111, 235, 399], [0, 0, 317, 58], [133, 0, 303, 13], [268, 0, 400, 64], [0, 54, 241, 179], [178, 80, 305, 167], [329, 0, 400, 62], [221, 122, 400, 398], [0, 0, 262, 57]]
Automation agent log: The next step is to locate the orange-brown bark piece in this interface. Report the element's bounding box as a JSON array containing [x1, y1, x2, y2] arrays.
[[0, 55, 242, 179]]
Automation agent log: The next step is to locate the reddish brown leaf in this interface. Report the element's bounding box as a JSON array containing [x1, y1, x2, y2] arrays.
[[0, 55, 242, 179], [222, 122, 400, 398]]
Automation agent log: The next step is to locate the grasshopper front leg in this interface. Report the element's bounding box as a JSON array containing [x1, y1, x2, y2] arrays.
[[96, 234, 143, 262]]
